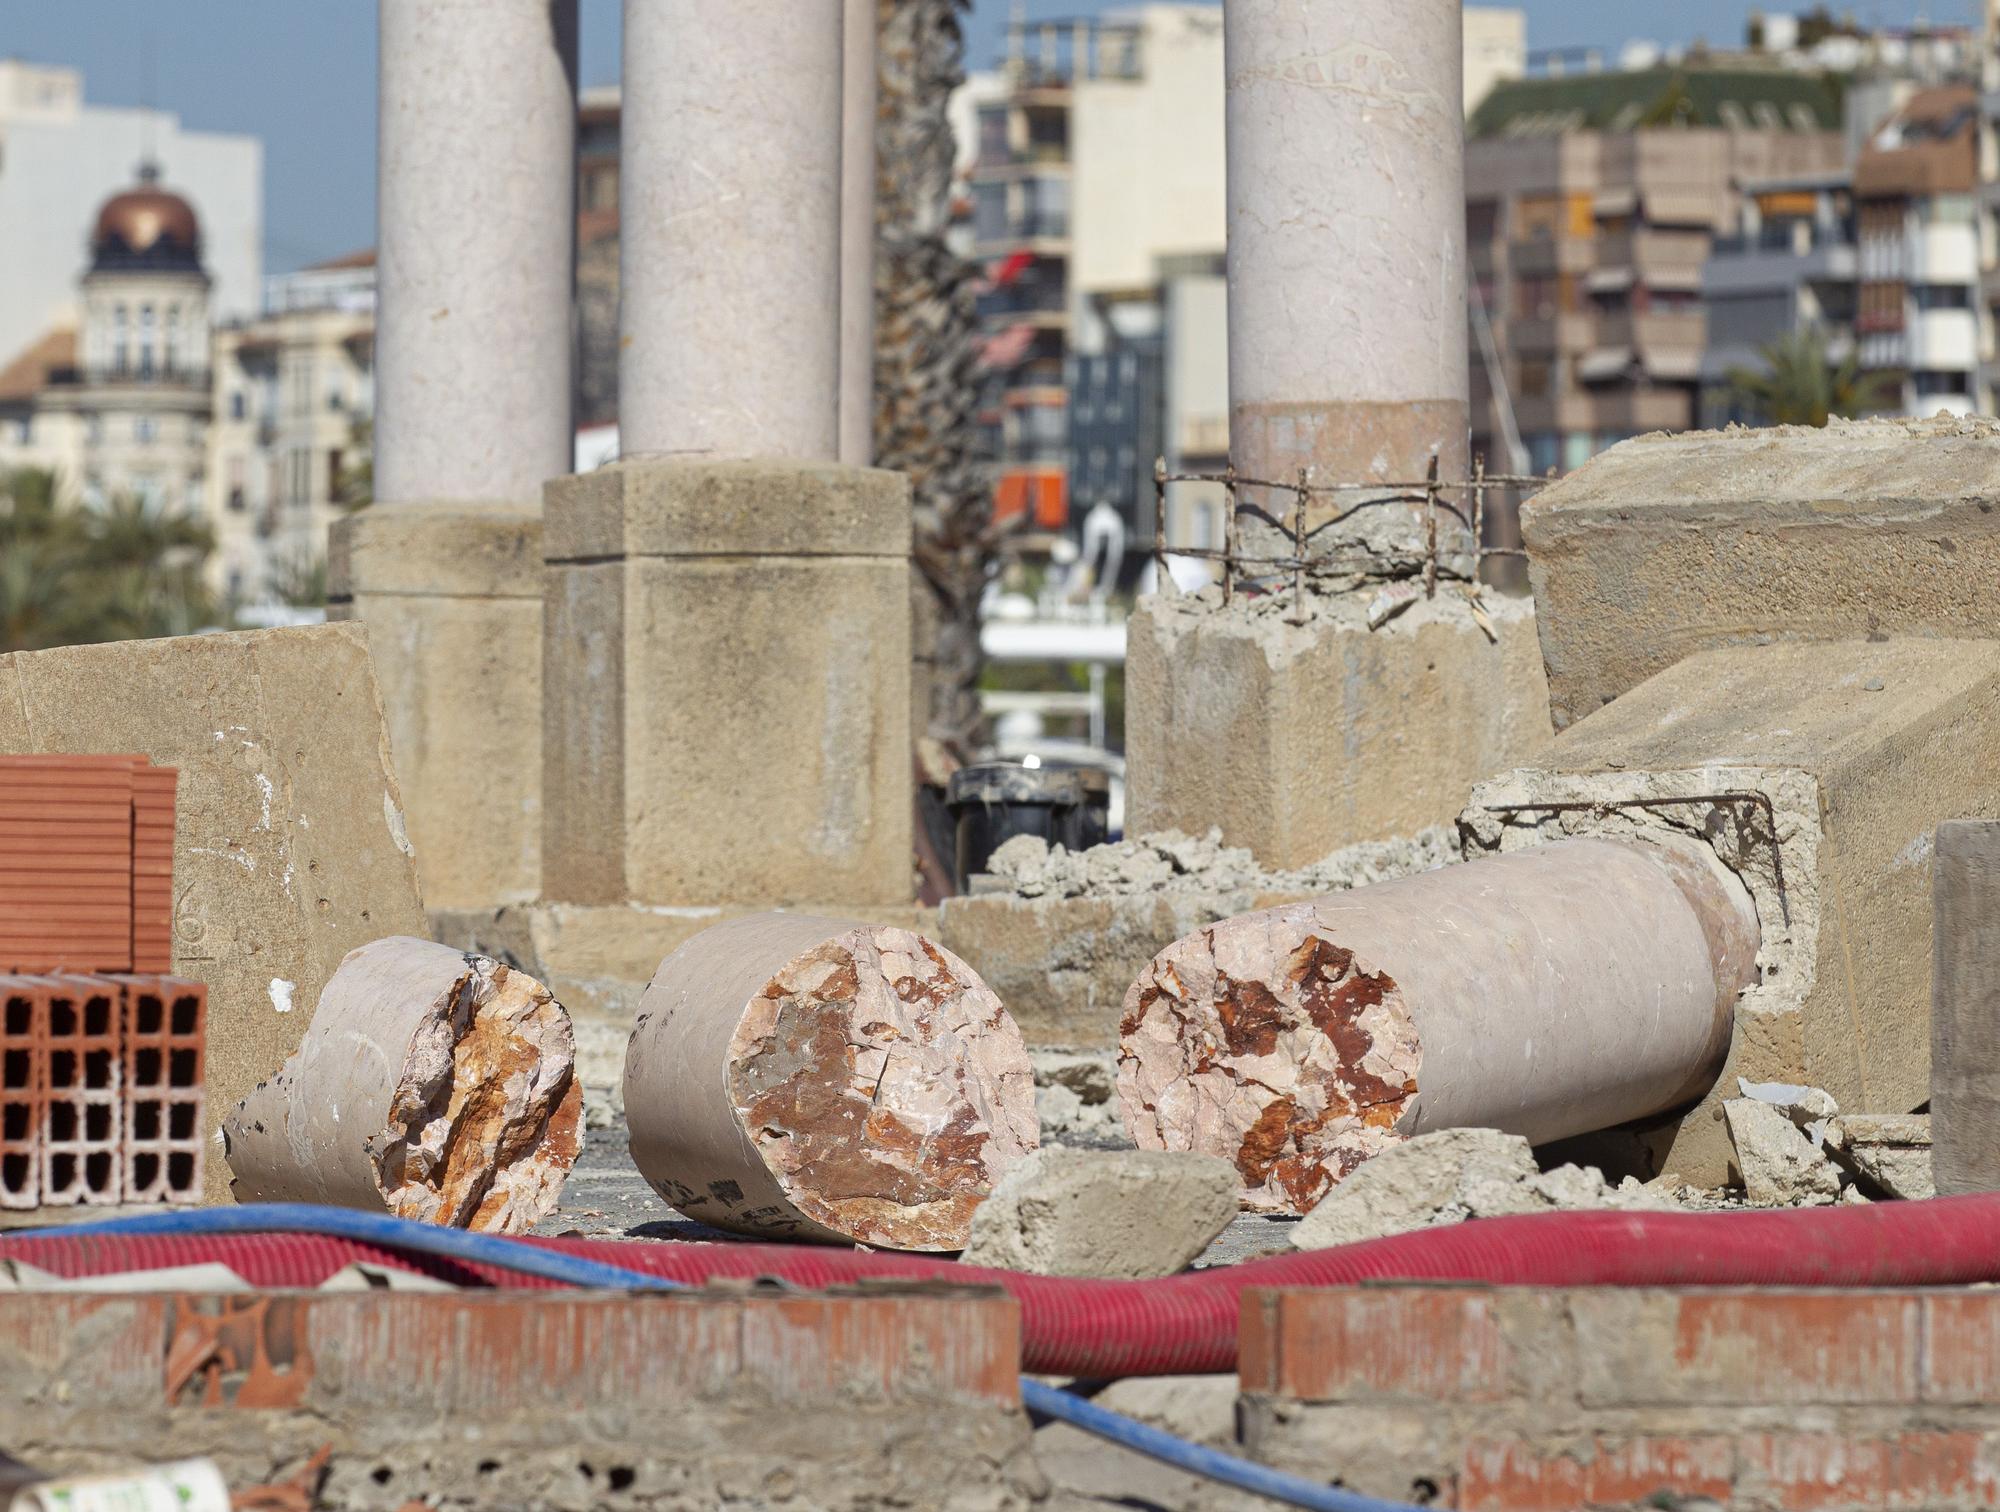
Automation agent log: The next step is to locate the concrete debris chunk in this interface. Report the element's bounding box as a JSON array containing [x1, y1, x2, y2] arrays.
[[626, 915, 1037, 1250], [1830, 1113, 1934, 1200], [223, 937, 584, 1233], [958, 1146, 1237, 1278], [1290, 1129, 1668, 1251], [1032, 1050, 1122, 1141], [1723, 1097, 1843, 1206]]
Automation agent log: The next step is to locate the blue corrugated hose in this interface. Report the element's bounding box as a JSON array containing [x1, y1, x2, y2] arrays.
[[39, 1203, 1422, 1512]]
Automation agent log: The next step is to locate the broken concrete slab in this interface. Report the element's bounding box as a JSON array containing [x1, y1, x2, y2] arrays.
[[958, 1146, 1238, 1278], [1126, 586, 1551, 870], [626, 916, 1037, 1249], [1830, 1113, 1934, 1200], [1521, 416, 2000, 730], [224, 937, 583, 1232], [1463, 636, 2000, 1187], [1289, 1128, 1667, 1251], [0, 624, 429, 1203], [1724, 1098, 1842, 1206]]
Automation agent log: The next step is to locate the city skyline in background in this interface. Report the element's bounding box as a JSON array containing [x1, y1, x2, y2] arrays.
[[0, 0, 1978, 271]]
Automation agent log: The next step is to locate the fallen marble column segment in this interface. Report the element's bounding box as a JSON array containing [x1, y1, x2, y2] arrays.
[[625, 914, 1038, 1249], [958, 1146, 1238, 1278], [223, 937, 583, 1233], [1119, 836, 1761, 1214]]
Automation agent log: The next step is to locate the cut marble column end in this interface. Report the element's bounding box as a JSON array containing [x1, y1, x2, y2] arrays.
[[223, 936, 583, 1234], [627, 915, 1038, 1250]]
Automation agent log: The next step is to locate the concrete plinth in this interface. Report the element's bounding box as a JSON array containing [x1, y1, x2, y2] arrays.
[[1127, 589, 1550, 869], [1463, 638, 2000, 1186], [329, 504, 543, 910], [1523, 416, 2000, 730], [541, 459, 914, 911]]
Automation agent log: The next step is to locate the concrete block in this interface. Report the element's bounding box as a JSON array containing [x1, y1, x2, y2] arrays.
[[0, 624, 429, 1202], [1521, 417, 2000, 730], [958, 1147, 1238, 1278], [1933, 820, 2000, 1196], [329, 502, 544, 911], [1127, 588, 1550, 870], [542, 458, 914, 909], [1463, 637, 2000, 1186]]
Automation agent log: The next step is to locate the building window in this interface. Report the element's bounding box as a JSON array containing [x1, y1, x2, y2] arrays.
[[1915, 283, 1972, 311], [139, 304, 155, 379], [229, 390, 246, 420], [227, 456, 246, 512], [327, 448, 345, 500], [134, 417, 157, 443], [1915, 370, 1971, 397], [165, 306, 180, 374], [112, 303, 128, 375]]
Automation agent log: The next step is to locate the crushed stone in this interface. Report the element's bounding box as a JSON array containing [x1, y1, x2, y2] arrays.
[[984, 825, 1457, 902]]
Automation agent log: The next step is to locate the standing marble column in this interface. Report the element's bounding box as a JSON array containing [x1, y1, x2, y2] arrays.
[[332, 0, 578, 910], [839, 0, 881, 467], [1224, 0, 1469, 531], [620, 0, 844, 460], [375, 0, 577, 501]]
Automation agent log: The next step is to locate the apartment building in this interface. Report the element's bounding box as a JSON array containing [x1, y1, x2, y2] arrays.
[[1701, 86, 1981, 424], [206, 259, 375, 605], [1466, 68, 1846, 478]]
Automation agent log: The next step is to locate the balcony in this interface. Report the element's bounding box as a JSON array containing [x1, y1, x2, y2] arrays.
[[1509, 313, 1593, 353], [1508, 236, 1594, 279], [977, 278, 1069, 329], [1598, 308, 1707, 358], [1909, 309, 1979, 371], [1706, 225, 1858, 295], [1911, 225, 1979, 284]]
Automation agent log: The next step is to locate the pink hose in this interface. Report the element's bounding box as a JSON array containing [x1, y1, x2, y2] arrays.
[[9, 1197, 2000, 1377]]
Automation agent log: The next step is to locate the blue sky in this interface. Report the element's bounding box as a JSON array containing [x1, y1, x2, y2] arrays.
[[0, 0, 1978, 271]]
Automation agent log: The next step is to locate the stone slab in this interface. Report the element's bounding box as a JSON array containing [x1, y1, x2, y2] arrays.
[[329, 502, 543, 911], [1127, 587, 1550, 870], [1463, 638, 2000, 1185], [542, 459, 914, 909], [1521, 416, 2000, 730], [0, 624, 428, 1203]]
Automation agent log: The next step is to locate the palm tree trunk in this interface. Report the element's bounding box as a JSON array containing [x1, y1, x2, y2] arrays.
[[875, 0, 992, 770]]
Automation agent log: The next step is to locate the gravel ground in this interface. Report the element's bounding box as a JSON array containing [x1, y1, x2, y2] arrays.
[[535, 1116, 1298, 1267]]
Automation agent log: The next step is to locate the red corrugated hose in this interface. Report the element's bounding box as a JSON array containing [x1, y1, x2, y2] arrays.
[[8, 1196, 1999, 1378]]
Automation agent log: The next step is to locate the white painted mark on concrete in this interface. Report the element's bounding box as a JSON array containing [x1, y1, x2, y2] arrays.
[[253, 772, 275, 830], [269, 979, 296, 1014]]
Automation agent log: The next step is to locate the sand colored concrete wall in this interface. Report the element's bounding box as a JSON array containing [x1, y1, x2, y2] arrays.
[[1128, 589, 1550, 870], [1463, 637, 2000, 1186], [0, 1286, 1033, 1509], [540, 459, 913, 911], [329, 503, 543, 910], [0, 624, 428, 1202], [1522, 416, 2000, 730]]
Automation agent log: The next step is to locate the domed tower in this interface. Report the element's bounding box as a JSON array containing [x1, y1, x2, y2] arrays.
[[64, 163, 214, 510]]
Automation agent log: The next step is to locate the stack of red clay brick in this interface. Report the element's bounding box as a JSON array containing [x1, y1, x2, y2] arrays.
[[0, 755, 206, 1211]]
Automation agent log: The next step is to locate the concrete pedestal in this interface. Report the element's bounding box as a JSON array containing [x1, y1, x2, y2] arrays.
[[329, 505, 544, 910], [541, 459, 914, 911], [1127, 588, 1551, 870]]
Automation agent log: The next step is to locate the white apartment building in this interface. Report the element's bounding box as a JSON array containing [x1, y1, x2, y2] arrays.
[[207, 258, 376, 606], [0, 60, 260, 385]]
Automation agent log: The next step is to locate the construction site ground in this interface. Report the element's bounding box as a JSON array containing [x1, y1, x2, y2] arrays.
[[534, 1115, 1298, 1266]]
